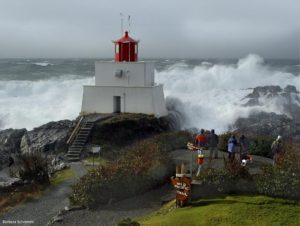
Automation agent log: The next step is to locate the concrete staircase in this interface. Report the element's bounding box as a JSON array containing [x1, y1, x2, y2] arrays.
[[66, 119, 94, 162]]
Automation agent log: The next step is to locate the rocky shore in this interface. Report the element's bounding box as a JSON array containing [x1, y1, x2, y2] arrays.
[[234, 85, 300, 142], [0, 120, 73, 170]]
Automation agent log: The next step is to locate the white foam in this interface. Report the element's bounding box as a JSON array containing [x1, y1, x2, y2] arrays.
[[0, 76, 94, 130], [156, 54, 300, 132], [33, 62, 54, 66]]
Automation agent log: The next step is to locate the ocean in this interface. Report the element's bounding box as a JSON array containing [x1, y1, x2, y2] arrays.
[[0, 54, 299, 132]]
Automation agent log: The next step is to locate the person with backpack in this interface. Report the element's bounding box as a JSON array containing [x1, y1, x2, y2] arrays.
[[271, 135, 283, 165], [227, 135, 237, 160], [208, 129, 219, 159]]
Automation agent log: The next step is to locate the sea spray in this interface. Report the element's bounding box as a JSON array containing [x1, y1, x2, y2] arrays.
[[158, 54, 300, 131], [0, 76, 94, 130]]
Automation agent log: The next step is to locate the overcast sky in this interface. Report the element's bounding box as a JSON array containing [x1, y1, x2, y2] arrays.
[[0, 0, 299, 59]]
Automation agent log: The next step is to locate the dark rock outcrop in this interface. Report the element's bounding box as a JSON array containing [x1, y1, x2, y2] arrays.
[[243, 85, 300, 120], [235, 85, 300, 142], [91, 114, 170, 147], [244, 85, 282, 100], [0, 120, 74, 167], [20, 120, 73, 154], [0, 129, 27, 168], [235, 112, 300, 140]]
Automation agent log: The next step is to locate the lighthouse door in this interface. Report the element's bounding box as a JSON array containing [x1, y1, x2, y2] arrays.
[[113, 96, 121, 113]]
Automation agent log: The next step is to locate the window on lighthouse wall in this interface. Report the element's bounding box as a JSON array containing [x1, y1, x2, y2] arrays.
[[116, 44, 119, 53]]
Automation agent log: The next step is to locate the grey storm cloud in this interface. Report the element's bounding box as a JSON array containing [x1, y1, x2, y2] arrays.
[[0, 0, 299, 58]]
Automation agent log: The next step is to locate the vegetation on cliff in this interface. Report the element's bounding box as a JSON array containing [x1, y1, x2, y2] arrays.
[[70, 131, 192, 209], [89, 114, 172, 157]]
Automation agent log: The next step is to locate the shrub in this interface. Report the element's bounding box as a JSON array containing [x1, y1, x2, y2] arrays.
[[18, 152, 50, 185], [70, 137, 174, 209], [248, 136, 273, 158], [255, 144, 300, 199], [91, 114, 170, 150], [199, 158, 253, 194], [154, 131, 193, 152], [224, 158, 251, 179]]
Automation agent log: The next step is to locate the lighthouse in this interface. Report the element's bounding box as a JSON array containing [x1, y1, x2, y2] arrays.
[[81, 31, 168, 117]]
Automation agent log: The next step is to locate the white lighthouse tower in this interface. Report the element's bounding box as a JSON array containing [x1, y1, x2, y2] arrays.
[[81, 31, 168, 117]]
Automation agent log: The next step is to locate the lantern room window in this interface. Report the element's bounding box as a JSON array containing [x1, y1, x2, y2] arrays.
[[113, 31, 139, 62], [115, 44, 119, 53]]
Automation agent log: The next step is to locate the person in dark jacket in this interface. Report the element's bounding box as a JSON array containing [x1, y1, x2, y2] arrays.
[[227, 135, 237, 160], [208, 129, 219, 159]]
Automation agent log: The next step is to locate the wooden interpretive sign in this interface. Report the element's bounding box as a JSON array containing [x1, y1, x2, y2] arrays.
[[171, 175, 191, 207]]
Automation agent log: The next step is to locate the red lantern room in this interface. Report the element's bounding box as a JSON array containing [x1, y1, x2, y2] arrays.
[[113, 31, 139, 62]]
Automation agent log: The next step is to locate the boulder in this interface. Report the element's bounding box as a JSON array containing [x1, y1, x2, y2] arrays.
[[0, 128, 26, 169], [1, 120, 74, 168], [20, 120, 73, 154]]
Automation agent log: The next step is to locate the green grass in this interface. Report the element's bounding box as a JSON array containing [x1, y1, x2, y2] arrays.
[[50, 168, 76, 185], [137, 195, 300, 226]]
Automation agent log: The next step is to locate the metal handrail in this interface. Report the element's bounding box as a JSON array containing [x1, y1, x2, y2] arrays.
[[67, 116, 84, 145]]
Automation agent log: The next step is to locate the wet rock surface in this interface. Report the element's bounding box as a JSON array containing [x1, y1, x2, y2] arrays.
[[20, 120, 73, 154], [0, 120, 74, 168], [236, 85, 300, 141], [0, 129, 27, 169]]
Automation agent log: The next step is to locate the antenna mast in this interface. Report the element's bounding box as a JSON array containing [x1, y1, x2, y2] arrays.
[[120, 12, 124, 35], [128, 15, 131, 33]]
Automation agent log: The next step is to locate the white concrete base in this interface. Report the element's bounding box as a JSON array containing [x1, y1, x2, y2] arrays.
[[81, 85, 168, 117]]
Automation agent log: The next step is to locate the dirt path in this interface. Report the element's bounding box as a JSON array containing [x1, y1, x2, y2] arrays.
[[1, 162, 87, 226], [51, 184, 173, 226], [170, 149, 273, 175]]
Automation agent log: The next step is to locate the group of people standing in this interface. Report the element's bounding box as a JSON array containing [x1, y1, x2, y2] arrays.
[[195, 129, 219, 160], [195, 129, 283, 165], [195, 129, 250, 163], [227, 134, 249, 161]]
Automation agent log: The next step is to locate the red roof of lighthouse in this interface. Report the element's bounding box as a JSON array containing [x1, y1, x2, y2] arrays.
[[113, 31, 139, 43]]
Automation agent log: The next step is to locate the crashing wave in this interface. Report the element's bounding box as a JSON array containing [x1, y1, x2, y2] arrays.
[[157, 54, 300, 132]]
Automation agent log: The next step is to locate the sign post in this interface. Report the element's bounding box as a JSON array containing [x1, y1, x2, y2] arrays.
[[90, 146, 101, 168]]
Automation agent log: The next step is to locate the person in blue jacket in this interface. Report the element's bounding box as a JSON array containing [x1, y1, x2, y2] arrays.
[[227, 135, 237, 160]]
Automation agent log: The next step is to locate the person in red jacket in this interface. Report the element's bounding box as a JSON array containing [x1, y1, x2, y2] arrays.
[[195, 129, 207, 148], [195, 129, 207, 176]]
